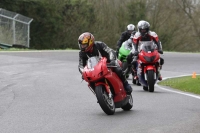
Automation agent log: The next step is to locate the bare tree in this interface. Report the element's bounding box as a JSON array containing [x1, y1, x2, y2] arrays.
[[175, 0, 200, 48]]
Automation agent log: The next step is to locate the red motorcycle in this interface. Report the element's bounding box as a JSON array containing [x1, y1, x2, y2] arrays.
[[134, 41, 161, 92], [81, 53, 133, 115]]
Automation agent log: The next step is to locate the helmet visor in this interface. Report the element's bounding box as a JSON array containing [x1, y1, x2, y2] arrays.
[[139, 29, 147, 36], [140, 29, 146, 33], [79, 40, 89, 50], [81, 44, 88, 49], [128, 30, 134, 34]]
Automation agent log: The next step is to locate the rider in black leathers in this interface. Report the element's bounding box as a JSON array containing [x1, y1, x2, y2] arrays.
[[116, 24, 136, 58], [78, 32, 132, 94]]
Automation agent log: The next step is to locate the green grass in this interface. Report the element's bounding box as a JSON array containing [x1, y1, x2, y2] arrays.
[[158, 75, 200, 95], [0, 48, 31, 51]]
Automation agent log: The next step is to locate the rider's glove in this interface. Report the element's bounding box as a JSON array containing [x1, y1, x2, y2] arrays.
[[110, 60, 116, 66], [158, 50, 163, 54], [133, 51, 139, 56]]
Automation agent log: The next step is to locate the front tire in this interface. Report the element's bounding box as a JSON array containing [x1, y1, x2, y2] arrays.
[[147, 70, 155, 92], [95, 85, 115, 115]]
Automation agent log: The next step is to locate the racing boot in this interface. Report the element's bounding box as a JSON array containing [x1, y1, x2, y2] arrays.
[[158, 67, 162, 81], [158, 74, 162, 81], [132, 68, 137, 79], [131, 57, 138, 80], [123, 81, 132, 94], [125, 65, 132, 79]]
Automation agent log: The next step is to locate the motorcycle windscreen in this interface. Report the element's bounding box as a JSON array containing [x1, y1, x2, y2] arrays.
[[123, 41, 132, 50], [87, 56, 100, 69], [138, 41, 157, 52]]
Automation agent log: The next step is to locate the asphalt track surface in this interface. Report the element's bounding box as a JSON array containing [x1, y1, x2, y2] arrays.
[[0, 51, 200, 133]]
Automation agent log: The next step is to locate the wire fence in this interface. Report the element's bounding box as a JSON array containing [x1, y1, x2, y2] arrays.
[[0, 8, 33, 48]]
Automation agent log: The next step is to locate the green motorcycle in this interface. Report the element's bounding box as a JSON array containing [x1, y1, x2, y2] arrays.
[[118, 40, 134, 78]]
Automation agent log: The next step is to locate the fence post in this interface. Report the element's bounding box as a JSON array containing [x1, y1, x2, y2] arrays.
[[27, 19, 33, 48], [0, 9, 33, 48], [12, 14, 19, 45]]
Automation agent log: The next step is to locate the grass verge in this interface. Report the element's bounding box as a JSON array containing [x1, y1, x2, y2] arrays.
[[0, 48, 31, 51], [158, 75, 200, 95]]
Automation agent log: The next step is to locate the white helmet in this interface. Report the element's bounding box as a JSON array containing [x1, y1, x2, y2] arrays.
[[127, 24, 135, 31]]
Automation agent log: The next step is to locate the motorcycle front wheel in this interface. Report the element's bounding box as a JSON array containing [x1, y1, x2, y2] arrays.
[[95, 85, 115, 115], [147, 70, 155, 92]]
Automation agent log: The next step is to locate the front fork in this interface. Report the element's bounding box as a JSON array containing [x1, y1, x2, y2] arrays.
[[143, 65, 157, 80], [89, 79, 112, 98], [144, 71, 157, 80]]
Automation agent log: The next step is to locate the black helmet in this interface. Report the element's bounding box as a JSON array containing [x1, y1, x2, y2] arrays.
[[137, 20, 150, 37]]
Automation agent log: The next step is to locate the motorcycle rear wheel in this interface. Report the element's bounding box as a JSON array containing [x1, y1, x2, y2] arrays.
[[121, 94, 133, 111], [95, 85, 115, 115]]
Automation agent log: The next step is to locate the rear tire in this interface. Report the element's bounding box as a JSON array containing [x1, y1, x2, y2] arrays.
[[121, 95, 133, 111], [95, 85, 115, 115], [147, 70, 155, 92]]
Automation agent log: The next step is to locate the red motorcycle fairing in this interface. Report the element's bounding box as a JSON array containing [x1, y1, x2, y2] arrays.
[[136, 41, 160, 90], [138, 45, 160, 75], [143, 65, 156, 74], [138, 50, 160, 64], [104, 72, 127, 102], [82, 57, 127, 102], [82, 56, 133, 115]]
